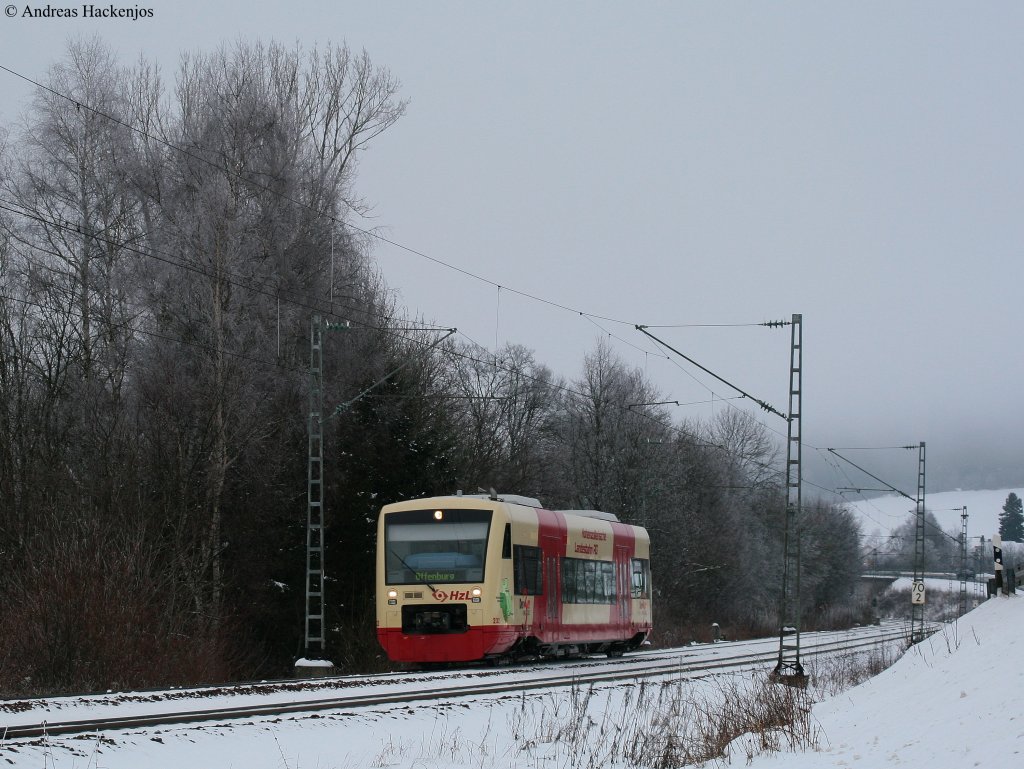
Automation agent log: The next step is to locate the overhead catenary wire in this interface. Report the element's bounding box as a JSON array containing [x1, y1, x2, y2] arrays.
[[453, 330, 726, 453], [0, 191, 795, 487], [582, 313, 671, 360], [1, 279, 836, 518], [0, 289, 307, 374], [0, 197, 453, 336], [0, 62, 638, 328], [637, 335, 802, 452], [0, 211, 474, 392], [326, 327, 457, 419], [641, 320, 790, 329], [0, 196, 478, 403], [0, 59, 799, 438], [636, 324, 788, 419], [0, 61, 757, 432], [451, 329, 827, 492], [1, 59, 833, 492], [1, 212, 820, 508], [859, 521, 965, 548], [820, 448, 965, 547], [0, 60, 799, 345], [827, 447, 918, 503], [827, 446, 919, 451]]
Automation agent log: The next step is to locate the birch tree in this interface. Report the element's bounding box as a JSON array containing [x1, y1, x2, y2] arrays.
[[134, 39, 407, 634]]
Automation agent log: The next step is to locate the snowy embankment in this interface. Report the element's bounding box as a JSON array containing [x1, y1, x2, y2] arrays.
[[2, 597, 1019, 768], [738, 594, 1023, 768]]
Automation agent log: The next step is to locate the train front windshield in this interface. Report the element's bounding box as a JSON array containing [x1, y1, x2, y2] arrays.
[[384, 508, 492, 585]]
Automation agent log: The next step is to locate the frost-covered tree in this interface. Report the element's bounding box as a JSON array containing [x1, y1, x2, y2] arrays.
[[552, 339, 674, 519], [0, 37, 409, 693]]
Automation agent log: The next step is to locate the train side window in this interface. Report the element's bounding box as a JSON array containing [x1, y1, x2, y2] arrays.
[[560, 558, 616, 604], [580, 560, 594, 602], [513, 545, 542, 595], [631, 558, 651, 598], [561, 558, 577, 603], [502, 523, 511, 559], [601, 560, 616, 602]]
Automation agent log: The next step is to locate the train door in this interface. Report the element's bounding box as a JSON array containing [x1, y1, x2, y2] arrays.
[[615, 545, 630, 629], [542, 536, 560, 640]]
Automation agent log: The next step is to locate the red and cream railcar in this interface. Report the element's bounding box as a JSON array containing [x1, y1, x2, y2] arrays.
[[375, 493, 652, 663]]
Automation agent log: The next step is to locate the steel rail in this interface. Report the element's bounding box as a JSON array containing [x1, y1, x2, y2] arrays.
[[1, 624, 929, 741]]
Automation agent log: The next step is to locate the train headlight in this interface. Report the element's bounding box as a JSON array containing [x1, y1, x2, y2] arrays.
[[387, 589, 398, 600], [471, 587, 482, 597], [433, 510, 444, 520]]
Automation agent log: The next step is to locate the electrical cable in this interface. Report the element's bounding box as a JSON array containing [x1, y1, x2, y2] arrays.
[[0, 289, 306, 373], [0, 62, 638, 328], [0, 197, 451, 335], [0, 60, 842, 506]]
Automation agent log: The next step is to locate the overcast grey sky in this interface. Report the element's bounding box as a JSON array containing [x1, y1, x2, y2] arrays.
[[1, 1, 1021, 493]]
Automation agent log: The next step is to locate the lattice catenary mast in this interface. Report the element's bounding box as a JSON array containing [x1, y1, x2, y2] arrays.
[[304, 314, 326, 659], [958, 506, 969, 618], [911, 441, 926, 644], [773, 313, 805, 682]]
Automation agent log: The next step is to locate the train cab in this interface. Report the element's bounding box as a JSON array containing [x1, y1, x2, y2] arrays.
[[375, 493, 652, 664]]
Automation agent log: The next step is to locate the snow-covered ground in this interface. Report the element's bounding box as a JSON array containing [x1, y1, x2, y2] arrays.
[[738, 594, 1023, 768], [2, 594, 1020, 768], [888, 575, 989, 596]]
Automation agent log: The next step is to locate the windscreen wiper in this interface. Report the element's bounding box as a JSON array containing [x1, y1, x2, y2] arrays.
[[389, 548, 438, 593]]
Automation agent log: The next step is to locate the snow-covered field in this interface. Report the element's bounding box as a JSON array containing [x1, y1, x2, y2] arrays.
[[3, 594, 1020, 768]]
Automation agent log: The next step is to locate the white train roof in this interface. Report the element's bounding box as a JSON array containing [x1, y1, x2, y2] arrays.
[[454, 492, 543, 507], [555, 509, 620, 522], [401, 494, 621, 523]]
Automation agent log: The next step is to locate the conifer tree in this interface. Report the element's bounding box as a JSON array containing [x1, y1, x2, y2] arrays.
[[999, 492, 1024, 542]]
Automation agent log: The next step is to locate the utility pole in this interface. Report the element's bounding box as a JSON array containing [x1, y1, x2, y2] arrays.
[[958, 506, 969, 617], [773, 313, 805, 684], [829, 444, 924, 641], [911, 441, 927, 644], [297, 320, 455, 672], [303, 314, 327, 663], [634, 317, 798, 681], [298, 315, 349, 672]]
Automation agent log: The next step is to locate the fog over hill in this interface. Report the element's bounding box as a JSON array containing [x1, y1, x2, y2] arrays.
[[803, 433, 1024, 502], [844, 487, 1023, 546]]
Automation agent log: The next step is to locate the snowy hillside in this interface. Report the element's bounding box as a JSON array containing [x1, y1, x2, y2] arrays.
[[845, 487, 1023, 542], [738, 594, 1023, 768]]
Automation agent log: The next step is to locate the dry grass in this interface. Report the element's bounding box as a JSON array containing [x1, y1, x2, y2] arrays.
[[506, 675, 821, 768], [504, 640, 902, 768], [807, 642, 897, 696], [364, 640, 904, 769]]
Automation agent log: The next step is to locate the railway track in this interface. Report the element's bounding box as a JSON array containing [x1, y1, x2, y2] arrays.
[[1, 622, 927, 742]]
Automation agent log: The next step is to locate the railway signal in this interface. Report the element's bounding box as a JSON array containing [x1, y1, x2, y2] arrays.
[[993, 534, 1003, 593]]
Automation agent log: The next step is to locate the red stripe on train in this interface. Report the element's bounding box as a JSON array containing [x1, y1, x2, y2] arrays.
[[377, 626, 520, 663]]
